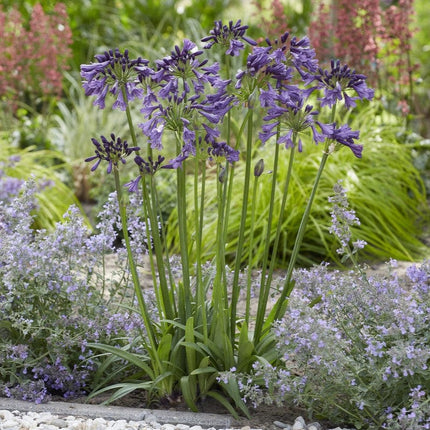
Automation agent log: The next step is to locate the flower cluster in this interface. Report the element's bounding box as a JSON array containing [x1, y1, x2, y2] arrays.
[[259, 88, 323, 151], [328, 180, 366, 254], [85, 134, 140, 173], [317, 122, 363, 157], [81, 48, 149, 110], [201, 19, 257, 55], [139, 39, 234, 153], [314, 59, 375, 109], [234, 31, 317, 102]]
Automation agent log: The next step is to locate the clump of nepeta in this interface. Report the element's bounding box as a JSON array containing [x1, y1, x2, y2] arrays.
[[0, 178, 151, 403]]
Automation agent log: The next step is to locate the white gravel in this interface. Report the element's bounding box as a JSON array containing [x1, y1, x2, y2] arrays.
[[0, 408, 355, 430], [0, 408, 245, 430]]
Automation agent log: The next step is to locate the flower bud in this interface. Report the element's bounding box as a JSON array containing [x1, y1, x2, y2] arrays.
[[254, 159, 265, 177], [218, 166, 227, 183]]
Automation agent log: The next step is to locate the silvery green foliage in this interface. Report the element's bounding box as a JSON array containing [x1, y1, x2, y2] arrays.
[[0, 179, 154, 403], [220, 261, 430, 429]]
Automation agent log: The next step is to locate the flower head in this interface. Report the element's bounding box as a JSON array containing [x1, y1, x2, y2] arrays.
[[81, 49, 150, 110], [201, 20, 257, 55], [235, 32, 317, 103], [235, 44, 293, 100], [139, 40, 234, 154], [315, 59, 375, 108], [316, 122, 362, 158], [85, 134, 140, 173], [259, 88, 324, 151], [289, 36, 319, 74], [153, 39, 219, 97], [207, 140, 240, 164]]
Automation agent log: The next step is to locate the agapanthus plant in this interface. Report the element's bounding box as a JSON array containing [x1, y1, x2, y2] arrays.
[[79, 19, 372, 417]]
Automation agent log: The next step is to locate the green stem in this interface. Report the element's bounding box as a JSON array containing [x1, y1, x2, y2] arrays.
[[146, 174, 175, 320], [253, 144, 295, 343], [194, 150, 208, 340], [222, 110, 251, 277], [245, 169, 260, 325], [175, 134, 192, 320], [212, 164, 228, 318], [113, 168, 157, 348], [271, 150, 329, 323], [151, 176, 177, 314], [230, 107, 254, 338], [258, 133, 280, 291], [121, 86, 140, 152]]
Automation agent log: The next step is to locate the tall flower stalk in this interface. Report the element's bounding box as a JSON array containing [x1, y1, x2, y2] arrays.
[[80, 23, 372, 415]]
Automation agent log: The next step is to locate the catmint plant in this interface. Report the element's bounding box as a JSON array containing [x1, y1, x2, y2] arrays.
[[0, 177, 150, 402], [79, 19, 371, 415], [221, 258, 430, 429]]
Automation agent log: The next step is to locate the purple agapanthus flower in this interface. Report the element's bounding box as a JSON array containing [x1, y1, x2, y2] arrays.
[[125, 155, 166, 192], [263, 32, 318, 76], [235, 32, 318, 102], [259, 88, 325, 151], [201, 20, 257, 55], [235, 44, 293, 95], [125, 153, 190, 192], [289, 36, 319, 74], [139, 90, 232, 151], [315, 59, 375, 108], [85, 134, 140, 173], [316, 122, 362, 158], [139, 40, 234, 154], [208, 140, 240, 164], [153, 39, 221, 98], [81, 49, 151, 110]]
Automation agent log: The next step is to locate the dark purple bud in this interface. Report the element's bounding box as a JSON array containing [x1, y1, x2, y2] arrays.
[[254, 159, 265, 177]]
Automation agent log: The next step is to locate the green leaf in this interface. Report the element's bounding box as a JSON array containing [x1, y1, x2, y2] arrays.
[[255, 333, 279, 362], [195, 356, 216, 395], [221, 379, 251, 419], [190, 366, 218, 376], [157, 332, 172, 362], [206, 390, 240, 419], [237, 323, 254, 372], [185, 317, 196, 372], [87, 343, 154, 379], [212, 321, 234, 370], [180, 375, 198, 412], [88, 381, 153, 404]]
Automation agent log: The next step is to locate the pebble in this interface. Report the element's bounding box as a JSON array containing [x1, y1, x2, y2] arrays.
[[273, 417, 353, 430], [292, 416, 307, 430]]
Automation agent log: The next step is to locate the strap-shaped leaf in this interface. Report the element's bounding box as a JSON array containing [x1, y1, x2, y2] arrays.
[[180, 375, 198, 412], [87, 342, 154, 378]]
